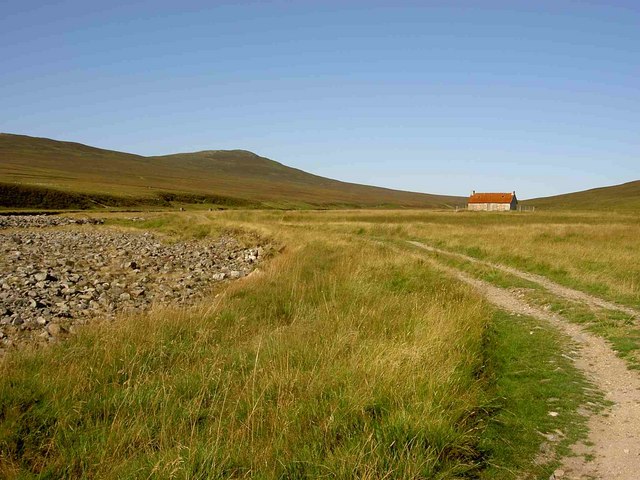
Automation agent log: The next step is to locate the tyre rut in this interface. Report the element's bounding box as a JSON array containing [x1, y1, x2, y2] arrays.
[[407, 241, 639, 320], [409, 240, 640, 479]]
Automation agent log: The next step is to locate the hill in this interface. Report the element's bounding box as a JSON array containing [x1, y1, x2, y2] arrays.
[[525, 180, 640, 212], [0, 133, 464, 209]]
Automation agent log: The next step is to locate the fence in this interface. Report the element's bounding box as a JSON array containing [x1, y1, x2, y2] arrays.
[[517, 205, 536, 212]]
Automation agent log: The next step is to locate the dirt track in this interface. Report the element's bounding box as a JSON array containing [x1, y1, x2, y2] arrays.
[[409, 242, 640, 320], [410, 241, 640, 480]]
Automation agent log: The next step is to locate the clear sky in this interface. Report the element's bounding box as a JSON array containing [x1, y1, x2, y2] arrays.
[[1, 1, 638, 199]]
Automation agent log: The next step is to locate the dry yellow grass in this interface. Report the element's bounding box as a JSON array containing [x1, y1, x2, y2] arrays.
[[0, 212, 493, 478], [1, 209, 615, 478], [241, 209, 640, 307], [402, 215, 640, 307]]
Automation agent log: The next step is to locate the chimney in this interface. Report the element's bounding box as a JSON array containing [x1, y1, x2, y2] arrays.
[[472, 190, 476, 196]]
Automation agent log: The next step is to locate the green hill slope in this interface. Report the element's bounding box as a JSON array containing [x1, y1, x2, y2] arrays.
[[525, 180, 640, 212], [0, 133, 464, 209]]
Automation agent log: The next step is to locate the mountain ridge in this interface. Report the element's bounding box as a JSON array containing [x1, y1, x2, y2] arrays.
[[524, 180, 640, 211], [0, 133, 463, 209]]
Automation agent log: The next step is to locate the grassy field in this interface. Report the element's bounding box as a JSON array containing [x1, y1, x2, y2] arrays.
[[262, 209, 640, 308], [0, 134, 464, 209], [404, 212, 640, 309], [1, 209, 626, 478]]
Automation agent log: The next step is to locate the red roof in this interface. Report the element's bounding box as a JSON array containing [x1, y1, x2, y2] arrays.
[[469, 192, 515, 204]]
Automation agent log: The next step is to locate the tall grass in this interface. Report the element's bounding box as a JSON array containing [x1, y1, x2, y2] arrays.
[[262, 209, 640, 308], [406, 218, 640, 308], [0, 228, 492, 478], [1, 210, 609, 478]]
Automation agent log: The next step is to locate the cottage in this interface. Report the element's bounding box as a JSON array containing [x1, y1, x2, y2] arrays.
[[468, 191, 517, 211]]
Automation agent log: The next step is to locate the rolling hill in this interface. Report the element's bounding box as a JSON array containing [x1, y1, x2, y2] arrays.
[[0, 133, 464, 209], [525, 180, 640, 212]]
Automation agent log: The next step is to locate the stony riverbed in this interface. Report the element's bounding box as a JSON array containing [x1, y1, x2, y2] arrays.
[[0, 216, 266, 354], [0, 215, 105, 229]]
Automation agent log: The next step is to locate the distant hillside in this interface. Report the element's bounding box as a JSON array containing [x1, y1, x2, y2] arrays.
[[525, 180, 640, 212], [0, 133, 464, 209]]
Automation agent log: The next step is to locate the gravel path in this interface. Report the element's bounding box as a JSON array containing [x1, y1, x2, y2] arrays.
[[408, 241, 640, 320], [411, 240, 640, 479]]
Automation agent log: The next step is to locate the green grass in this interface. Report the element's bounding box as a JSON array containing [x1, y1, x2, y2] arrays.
[[479, 311, 603, 479], [528, 296, 640, 371]]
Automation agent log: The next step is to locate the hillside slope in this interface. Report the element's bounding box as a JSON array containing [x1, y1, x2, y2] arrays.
[[525, 180, 640, 212], [0, 133, 463, 209]]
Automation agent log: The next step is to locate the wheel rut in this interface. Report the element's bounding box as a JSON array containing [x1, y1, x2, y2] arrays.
[[407, 241, 640, 320], [410, 241, 640, 479]]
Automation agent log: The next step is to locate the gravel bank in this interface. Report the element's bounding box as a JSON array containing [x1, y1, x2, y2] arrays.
[[0, 215, 104, 229], [0, 217, 266, 354]]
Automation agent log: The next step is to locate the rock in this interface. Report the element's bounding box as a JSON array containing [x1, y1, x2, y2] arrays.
[[34, 272, 48, 282], [47, 323, 62, 336], [29, 298, 46, 309], [0, 215, 105, 230], [131, 288, 145, 298], [0, 218, 269, 352]]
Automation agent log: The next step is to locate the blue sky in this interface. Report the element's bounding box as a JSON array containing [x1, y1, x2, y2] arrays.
[[1, 1, 638, 199]]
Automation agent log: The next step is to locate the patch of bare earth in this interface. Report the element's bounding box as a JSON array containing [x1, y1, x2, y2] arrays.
[[410, 241, 640, 480]]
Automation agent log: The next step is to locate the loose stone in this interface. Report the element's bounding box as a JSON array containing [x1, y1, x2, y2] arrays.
[[0, 215, 269, 354]]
